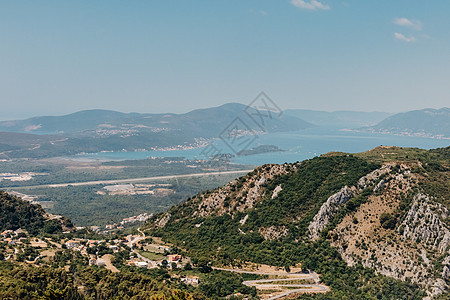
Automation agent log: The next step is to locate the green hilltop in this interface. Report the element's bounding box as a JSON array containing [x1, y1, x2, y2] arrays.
[[147, 146, 450, 299]]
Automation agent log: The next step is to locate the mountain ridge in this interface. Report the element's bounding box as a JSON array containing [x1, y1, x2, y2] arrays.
[[361, 107, 450, 138], [146, 146, 450, 298], [0, 103, 313, 159]]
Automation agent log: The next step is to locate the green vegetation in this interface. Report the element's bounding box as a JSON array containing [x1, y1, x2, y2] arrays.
[[0, 261, 205, 299], [0, 191, 70, 235], [153, 155, 378, 265], [355, 146, 449, 208], [0, 258, 260, 299], [139, 251, 164, 261], [1, 146, 448, 299], [198, 270, 256, 298], [0, 189, 259, 299], [236, 145, 285, 156], [148, 147, 450, 299], [380, 212, 396, 230]]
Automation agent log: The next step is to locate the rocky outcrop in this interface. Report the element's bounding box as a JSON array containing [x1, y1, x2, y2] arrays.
[[397, 193, 450, 296], [259, 226, 289, 241], [271, 184, 282, 199], [308, 164, 393, 240], [357, 164, 392, 189], [331, 181, 449, 297], [308, 186, 356, 240], [399, 194, 450, 254], [442, 256, 450, 281], [192, 164, 294, 218], [156, 213, 171, 228]]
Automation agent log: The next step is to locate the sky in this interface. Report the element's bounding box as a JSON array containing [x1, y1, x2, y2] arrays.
[[1, 0, 450, 120]]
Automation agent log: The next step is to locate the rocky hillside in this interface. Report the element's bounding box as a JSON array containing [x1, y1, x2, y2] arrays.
[[147, 146, 450, 299]]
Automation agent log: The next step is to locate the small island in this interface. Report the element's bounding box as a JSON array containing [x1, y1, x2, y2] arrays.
[[237, 145, 285, 156]]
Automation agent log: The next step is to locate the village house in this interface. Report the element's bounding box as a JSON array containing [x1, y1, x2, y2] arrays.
[[167, 254, 182, 262], [65, 240, 79, 249], [109, 245, 119, 251], [1, 230, 14, 237], [181, 277, 199, 285]]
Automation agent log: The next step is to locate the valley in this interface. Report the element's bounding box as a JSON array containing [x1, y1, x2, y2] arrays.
[[0, 107, 449, 299], [2, 2, 450, 298], [0, 145, 448, 299], [0, 155, 252, 226]]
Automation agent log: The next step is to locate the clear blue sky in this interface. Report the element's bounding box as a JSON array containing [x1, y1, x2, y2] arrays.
[[1, 0, 449, 119]]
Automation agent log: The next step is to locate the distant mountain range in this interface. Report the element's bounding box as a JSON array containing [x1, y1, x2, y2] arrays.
[[0, 103, 312, 135], [0, 105, 448, 159], [0, 103, 313, 159], [361, 107, 450, 138]]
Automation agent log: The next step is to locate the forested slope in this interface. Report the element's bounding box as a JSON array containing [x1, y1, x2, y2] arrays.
[[147, 146, 450, 299]]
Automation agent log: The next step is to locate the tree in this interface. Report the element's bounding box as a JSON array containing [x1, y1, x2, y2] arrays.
[[184, 262, 192, 270], [197, 257, 212, 273], [161, 259, 169, 268], [380, 213, 396, 229]]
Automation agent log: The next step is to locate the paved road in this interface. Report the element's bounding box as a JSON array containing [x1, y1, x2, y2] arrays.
[[212, 267, 329, 300], [129, 227, 157, 268], [7, 170, 252, 189]]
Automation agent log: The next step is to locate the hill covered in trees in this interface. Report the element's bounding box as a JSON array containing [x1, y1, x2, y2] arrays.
[[0, 190, 257, 299], [0, 190, 72, 235], [147, 146, 450, 299], [361, 107, 450, 138]]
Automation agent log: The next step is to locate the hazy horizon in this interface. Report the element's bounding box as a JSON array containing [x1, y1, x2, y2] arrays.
[[2, 1, 450, 119]]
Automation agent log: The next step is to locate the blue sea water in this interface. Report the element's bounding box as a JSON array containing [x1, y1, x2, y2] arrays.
[[79, 127, 449, 166]]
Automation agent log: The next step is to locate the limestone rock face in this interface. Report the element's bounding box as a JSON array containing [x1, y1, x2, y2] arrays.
[[149, 150, 449, 298], [399, 194, 450, 254], [308, 164, 392, 240], [308, 185, 355, 240], [442, 256, 450, 281], [192, 163, 294, 218], [315, 163, 449, 297], [397, 194, 450, 296], [156, 213, 171, 228], [271, 184, 283, 199]]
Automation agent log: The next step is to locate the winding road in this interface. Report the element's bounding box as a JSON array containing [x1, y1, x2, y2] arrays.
[[212, 267, 329, 300], [129, 227, 157, 267], [129, 231, 329, 298]]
